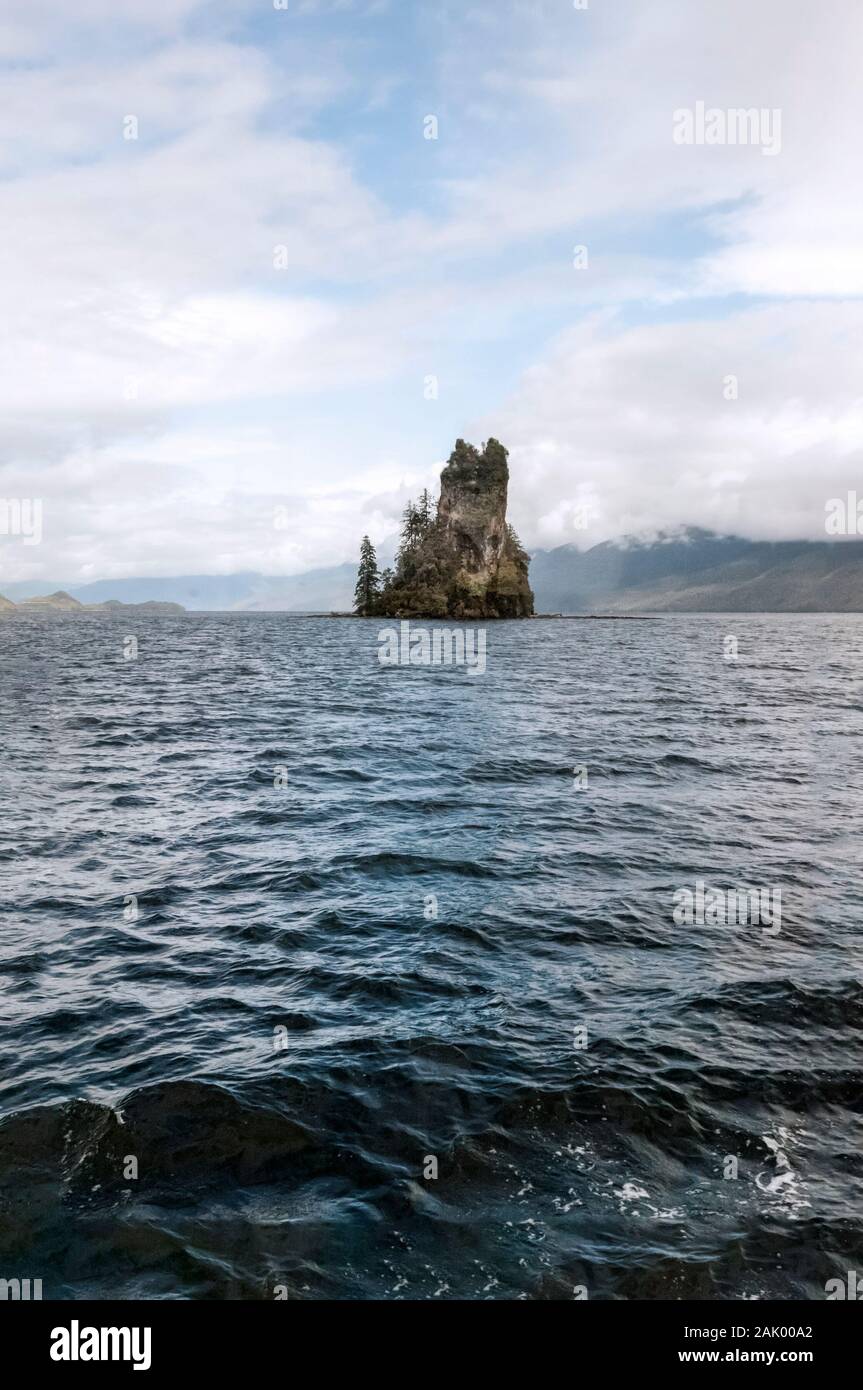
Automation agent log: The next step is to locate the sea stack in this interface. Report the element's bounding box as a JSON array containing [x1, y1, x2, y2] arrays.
[[377, 438, 534, 619]]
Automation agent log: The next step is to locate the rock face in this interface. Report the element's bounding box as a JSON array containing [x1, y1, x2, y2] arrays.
[[378, 438, 534, 619], [438, 438, 509, 576]]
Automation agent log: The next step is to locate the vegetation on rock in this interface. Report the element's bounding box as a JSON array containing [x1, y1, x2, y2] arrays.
[[353, 438, 534, 619]]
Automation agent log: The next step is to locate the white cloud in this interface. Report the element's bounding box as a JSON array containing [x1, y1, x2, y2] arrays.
[[492, 301, 863, 548], [0, 0, 861, 586]]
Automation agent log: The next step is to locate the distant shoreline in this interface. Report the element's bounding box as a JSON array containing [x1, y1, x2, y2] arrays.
[[5, 606, 861, 619], [0, 591, 185, 617], [320, 612, 660, 621]]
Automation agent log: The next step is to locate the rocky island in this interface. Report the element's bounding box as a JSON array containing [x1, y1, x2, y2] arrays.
[[354, 438, 534, 619]]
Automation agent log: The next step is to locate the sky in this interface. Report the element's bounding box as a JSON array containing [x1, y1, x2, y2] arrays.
[[1, 0, 861, 585]]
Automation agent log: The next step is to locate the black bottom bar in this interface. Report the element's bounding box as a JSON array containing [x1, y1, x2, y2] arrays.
[[2, 1298, 854, 1376]]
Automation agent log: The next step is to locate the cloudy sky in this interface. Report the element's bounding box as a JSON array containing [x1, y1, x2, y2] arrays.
[[1, 0, 861, 584]]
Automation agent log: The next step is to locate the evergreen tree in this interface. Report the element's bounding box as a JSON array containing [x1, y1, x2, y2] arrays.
[[417, 488, 434, 530], [353, 535, 380, 615], [396, 492, 436, 579], [400, 500, 423, 551], [506, 522, 528, 564], [396, 500, 421, 579]]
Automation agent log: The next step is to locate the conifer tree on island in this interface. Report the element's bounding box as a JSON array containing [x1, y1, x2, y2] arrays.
[[353, 535, 380, 615]]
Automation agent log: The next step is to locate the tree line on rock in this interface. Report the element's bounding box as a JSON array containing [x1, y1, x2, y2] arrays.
[[353, 488, 437, 617]]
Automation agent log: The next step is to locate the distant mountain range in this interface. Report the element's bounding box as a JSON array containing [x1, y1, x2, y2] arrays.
[[0, 570, 356, 613], [0, 590, 185, 616], [529, 528, 863, 613], [0, 538, 401, 614], [5, 529, 863, 614]]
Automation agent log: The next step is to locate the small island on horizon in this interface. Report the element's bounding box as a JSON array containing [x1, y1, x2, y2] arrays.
[[0, 592, 186, 617], [353, 437, 535, 620]]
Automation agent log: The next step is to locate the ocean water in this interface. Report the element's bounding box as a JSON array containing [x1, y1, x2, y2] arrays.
[[1, 612, 862, 1301]]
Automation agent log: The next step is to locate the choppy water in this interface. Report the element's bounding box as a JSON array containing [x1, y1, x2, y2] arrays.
[[1, 613, 862, 1300]]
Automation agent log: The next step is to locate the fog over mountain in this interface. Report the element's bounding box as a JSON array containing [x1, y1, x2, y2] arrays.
[[529, 528, 863, 614]]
